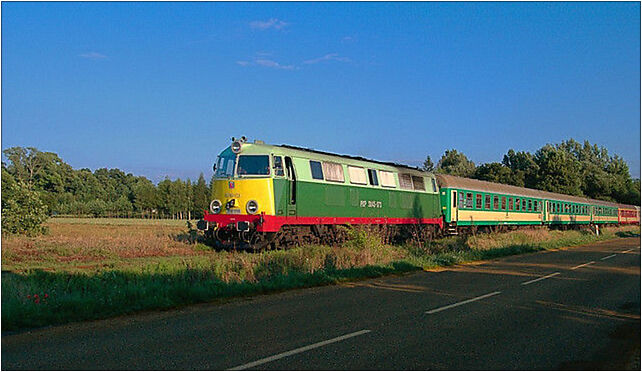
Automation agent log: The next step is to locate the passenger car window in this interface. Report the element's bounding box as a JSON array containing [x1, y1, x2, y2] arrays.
[[515, 198, 520, 211], [508, 198, 513, 211], [459, 192, 465, 208], [484, 195, 491, 209], [501, 196, 506, 210], [476, 194, 482, 209], [493, 196, 499, 210], [310, 161, 324, 180], [466, 193, 473, 208]]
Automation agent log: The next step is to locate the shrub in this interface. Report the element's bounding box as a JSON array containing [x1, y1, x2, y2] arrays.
[[1, 169, 48, 236]]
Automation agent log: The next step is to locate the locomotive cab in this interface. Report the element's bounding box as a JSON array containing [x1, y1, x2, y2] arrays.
[[199, 137, 288, 246]]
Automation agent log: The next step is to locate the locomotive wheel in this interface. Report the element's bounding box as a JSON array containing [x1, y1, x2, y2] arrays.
[[250, 232, 277, 251]]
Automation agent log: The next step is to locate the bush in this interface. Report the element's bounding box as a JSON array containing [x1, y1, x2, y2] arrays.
[[1, 169, 48, 236]]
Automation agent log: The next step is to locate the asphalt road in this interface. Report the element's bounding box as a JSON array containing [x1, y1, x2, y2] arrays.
[[3, 237, 640, 370]]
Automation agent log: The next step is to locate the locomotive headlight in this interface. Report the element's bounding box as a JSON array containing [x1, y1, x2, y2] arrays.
[[231, 141, 242, 154], [246, 200, 259, 214], [210, 199, 222, 214]]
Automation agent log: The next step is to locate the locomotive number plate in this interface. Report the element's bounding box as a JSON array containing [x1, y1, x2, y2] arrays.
[[360, 200, 383, 208]]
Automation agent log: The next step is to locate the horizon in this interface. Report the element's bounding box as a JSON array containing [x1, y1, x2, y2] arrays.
[[2, 2, 640, 183]]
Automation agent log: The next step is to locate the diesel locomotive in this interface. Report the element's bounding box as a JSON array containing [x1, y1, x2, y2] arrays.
[[198, 137, 640, 249]]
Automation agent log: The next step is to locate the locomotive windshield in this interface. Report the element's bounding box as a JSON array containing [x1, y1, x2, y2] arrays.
[[237, 155, 270, 176], [214, 152, 236, 178]]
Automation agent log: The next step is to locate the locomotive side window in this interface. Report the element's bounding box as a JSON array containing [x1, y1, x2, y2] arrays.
[[412, 176, 425, 191], [399, 174, 413, 190], [367, 169, 379, 186], [484, 195, 491, 209], [323, 162, 344, 182], [476, 194, 482, 209], [273, 156, 285, 177], [348, 166, 367, 185], [380, 171, 396, 188], [310, 161, 324, 180]]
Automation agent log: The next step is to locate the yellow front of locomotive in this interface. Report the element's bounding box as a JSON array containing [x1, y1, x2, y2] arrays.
[[202, 139, 276, 239]]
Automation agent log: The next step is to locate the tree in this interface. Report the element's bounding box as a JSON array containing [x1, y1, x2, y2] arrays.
[[114, 195, 133, 217], [502, 149, 539, 188], [1, 168, 48, 235], [87, 199, 108, 217], [134, 179, 159, 218], [534, 144, 583, 196], [192, 173, 210, 219], [3, 147, 46, 187], [436, 149, 476, 177], [422, 156, 434, 172], [474, 162, 514, 185]]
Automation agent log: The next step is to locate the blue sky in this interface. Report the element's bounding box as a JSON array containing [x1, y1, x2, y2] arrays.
[[2, 2, 640, 182]]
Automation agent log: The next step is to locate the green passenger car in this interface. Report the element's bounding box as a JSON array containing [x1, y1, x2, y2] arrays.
[[437, 174, 622, 228]]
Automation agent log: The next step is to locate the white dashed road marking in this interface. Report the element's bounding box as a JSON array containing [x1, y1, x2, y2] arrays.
[[228, 329, 372, 370], [570, 261, 595, 270], [521, 272, 561, 286], [425, 291, 501, 314], [600, 254, 616, 261]]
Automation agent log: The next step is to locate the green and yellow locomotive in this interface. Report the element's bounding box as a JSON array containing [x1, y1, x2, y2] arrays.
[[200, 137, 639, 248], [201, 137, 442, 248]]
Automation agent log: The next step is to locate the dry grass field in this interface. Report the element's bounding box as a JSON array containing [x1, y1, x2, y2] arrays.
[[2, 218, 203, 273]]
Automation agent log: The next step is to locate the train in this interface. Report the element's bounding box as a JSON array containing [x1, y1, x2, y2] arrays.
[[197, 137, 640, 249]]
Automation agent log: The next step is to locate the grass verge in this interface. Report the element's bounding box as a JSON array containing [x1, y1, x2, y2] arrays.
[[2, 224, 639, 332]]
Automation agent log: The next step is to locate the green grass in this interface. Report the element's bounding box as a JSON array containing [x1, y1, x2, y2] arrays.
[[2, 225, 639, 332]]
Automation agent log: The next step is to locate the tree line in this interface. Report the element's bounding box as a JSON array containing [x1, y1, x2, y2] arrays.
[[422, 139, 640, 205], [1, 138, 639, 235], [2, 147, 214, 221]]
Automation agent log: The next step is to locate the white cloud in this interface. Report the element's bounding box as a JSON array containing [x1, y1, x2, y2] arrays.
[[250, 18, 288, 30], [79, 52, 107, 59], [303, 53, 351, 65], [235, 56, 296, 70], [255, 59, 295, 70]]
